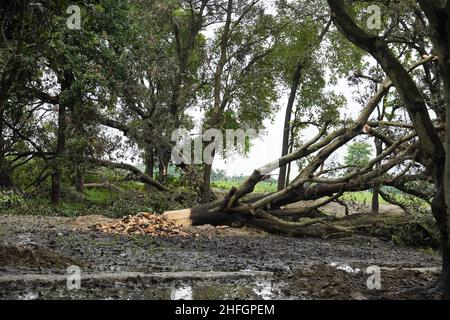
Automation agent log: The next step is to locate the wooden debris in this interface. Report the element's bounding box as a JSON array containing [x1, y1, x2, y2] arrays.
[[95, 212, 191, 237]]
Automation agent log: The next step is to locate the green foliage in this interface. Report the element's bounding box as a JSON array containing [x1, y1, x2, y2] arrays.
[[0, 183, 197, 219], [342, 191, 386, 204], [0, 190, 26, 210], [212, 180, 277, 193], [344, 142, 372, 167], [0, 0, 441, 246]]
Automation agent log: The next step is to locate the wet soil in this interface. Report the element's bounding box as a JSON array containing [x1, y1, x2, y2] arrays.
[[0, 214, 442, 300]]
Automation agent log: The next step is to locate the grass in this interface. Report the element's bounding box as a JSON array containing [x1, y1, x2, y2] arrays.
[[212, 180, 277, 193], [84, 188, 115, 205], [84, 181, 147, 205], [212, 180, 392, 205], [85, 181, 390, 206], [341, 191, 387, 204]]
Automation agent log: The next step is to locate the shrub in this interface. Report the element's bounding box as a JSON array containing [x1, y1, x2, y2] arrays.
[[0, 190, 26, 211]]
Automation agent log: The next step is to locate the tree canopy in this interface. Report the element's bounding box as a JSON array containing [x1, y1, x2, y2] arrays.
[[2, 0, 450, 297]]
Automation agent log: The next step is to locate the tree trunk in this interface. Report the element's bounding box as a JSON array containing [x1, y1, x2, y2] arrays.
[[163, 203, 419, 240], [51, 72, 71, 205], [201, 163, 213, 203], [88, 158, 169, 192], [51, 103, 66, 205], [144, 148, 154, 191], [441, 72, 450, 298], [429, 15, 450, 297], [0, 113, 13, 189], [328, 0, 449, 297], [277, 20, 332, 191], [200, 0, 233, 203], [439, 237, 450, 299], [0, 158, 13, 189], [278, 63, 302, 191], [372, 138, 383, 214], [430, 184, 450, 297], [74, 163, 84, 193], [158, 158, 167, 184], [371, 189, 379, 214], [50, 171, 61, 204]]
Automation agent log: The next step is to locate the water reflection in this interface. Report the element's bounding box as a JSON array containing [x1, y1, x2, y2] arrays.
[[18, 292, 39, 300], [330, 262, 361, 274], [168, 278, 278, 300], [252, 280, 274, 300], [170, 284, 193, 300]]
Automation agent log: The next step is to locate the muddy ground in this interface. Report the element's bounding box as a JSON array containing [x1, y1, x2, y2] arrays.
[[0, 214, 442, 300]]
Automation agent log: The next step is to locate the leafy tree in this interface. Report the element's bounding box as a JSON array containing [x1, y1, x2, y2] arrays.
[[344, 142, 372, 168]]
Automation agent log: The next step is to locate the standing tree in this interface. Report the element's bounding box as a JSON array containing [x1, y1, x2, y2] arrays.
[[344, 142, 372, 168], [327, 0, 450, 297], [165, 0, 450, 298], [199, 0, 279, 202]]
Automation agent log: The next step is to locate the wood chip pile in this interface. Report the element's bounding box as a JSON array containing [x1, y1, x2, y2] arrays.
[[95, 212, 190, 237]]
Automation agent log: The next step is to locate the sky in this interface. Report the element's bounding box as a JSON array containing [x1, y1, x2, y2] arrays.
[[188, 1, 366, 180], [191, 77, 363, 179], [125, 1, 374, 179]]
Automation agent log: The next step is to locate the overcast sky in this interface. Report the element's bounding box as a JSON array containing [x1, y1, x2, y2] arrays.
[[192, 77, 363, 179]]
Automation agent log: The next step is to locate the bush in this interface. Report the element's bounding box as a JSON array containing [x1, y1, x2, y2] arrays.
[[0, 190, 26, 211]]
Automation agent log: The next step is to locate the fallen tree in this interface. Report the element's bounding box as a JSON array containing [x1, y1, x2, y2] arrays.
[[87, 158, 169, 192], [164, 56, 437, 239]]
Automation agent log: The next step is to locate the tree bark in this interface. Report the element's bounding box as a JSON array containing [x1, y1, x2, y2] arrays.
[[88, 158, 169, 192], [372, 138, 383, 214], [144, 148, 155, 191], [329, 0, 449, 297], [201, 162, 213, 203], [0, 111, 13, 189], [74, 163, 84, 193], [158, 157, 168, 184], [278, 63, 302, 191], [51, 91, 67, 204], [278, 19, 332, 191], [200, 0, 233, 203], [0, 159, 13, 189]]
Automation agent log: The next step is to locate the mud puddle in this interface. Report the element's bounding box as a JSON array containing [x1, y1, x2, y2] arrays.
[[0, 273, 291, 300], [0, 214, 443, 299]]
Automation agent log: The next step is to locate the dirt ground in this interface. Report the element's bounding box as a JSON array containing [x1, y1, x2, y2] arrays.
[[0, 214, 442, 300]]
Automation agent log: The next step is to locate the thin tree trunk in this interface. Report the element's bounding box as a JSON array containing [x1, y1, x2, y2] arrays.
[[329, 0, 448, 296], [277, 20, 332, 191], [144, 148, 154, 191], [372, 138, 382, 214], [433, 24, 450, 298], [158, 158, 167, 184], [51, 101, 66, 204], [0, 160, 13, 188], [441, 66, 450, 298], [0, 111, 13, 188], [278, 63, 302, 191], [439, 235, 450, 298], [74, 163, 84, 193], [200, 0, 233, 202], [51, 73, 71, 205], [201, 162, 213, 203]]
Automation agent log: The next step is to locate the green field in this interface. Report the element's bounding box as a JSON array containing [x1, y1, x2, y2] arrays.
[[341, 191, 387, 204], [212, 180, 390, 204], [212, 180, 277, 193]]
